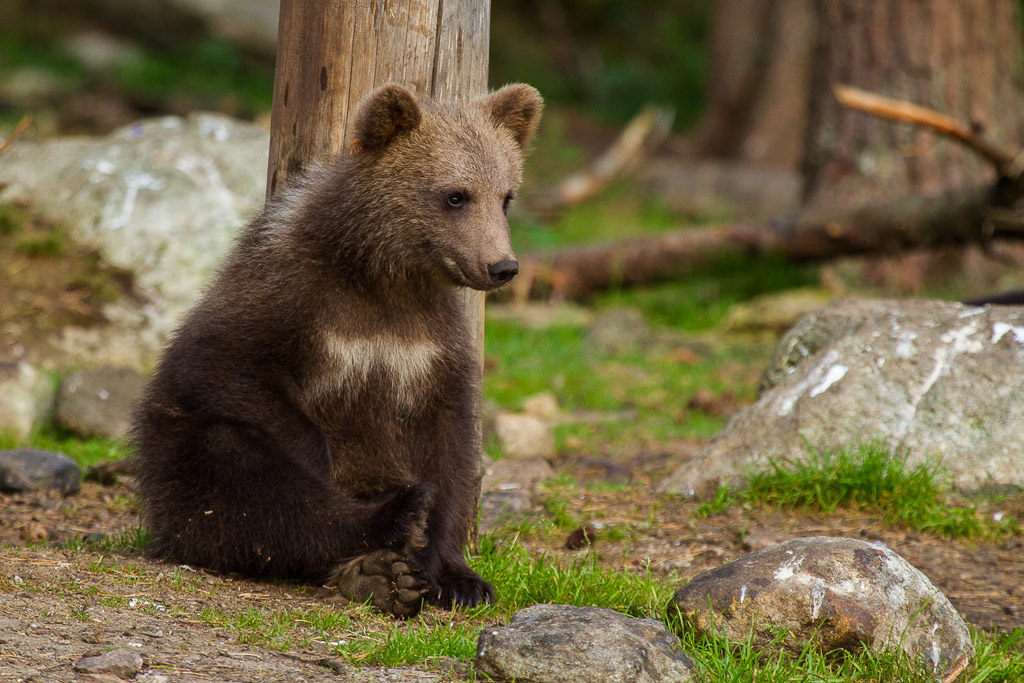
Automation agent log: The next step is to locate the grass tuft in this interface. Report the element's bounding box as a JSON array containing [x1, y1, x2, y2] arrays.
[[694, 443, 1019, 539]]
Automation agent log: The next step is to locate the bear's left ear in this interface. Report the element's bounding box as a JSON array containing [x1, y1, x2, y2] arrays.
[[479, 84, 544, 150], [353, 84, 422, 153]]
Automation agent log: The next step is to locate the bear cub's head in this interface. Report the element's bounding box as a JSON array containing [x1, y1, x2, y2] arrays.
[[349, 83, 543, 292]]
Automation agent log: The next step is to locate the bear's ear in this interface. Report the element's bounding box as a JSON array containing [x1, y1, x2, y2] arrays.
[[352, 84, 422, 153], [479, 84, 544, 150]]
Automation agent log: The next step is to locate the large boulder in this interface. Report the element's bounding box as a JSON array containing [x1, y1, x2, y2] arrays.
[[669, 537, 974, 678], [660, 298, 1024, 496], [476, 604, 696, 683], [0, 114, 268, 369], [0, 362, 53, 439]]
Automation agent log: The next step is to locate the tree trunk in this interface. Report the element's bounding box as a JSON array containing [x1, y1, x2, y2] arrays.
[[801, 0, 1024, 216], [692, 0, 816, 169], [265, 0, 490, 543]]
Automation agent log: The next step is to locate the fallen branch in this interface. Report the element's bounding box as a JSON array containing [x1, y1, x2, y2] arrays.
[[834, 84, 1024, 187], [515, 185, 996, 300], [528, 105, 674, 215]]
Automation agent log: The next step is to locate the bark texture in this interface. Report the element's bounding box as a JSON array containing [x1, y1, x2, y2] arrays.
[[802, 0, 1024, 214], [693, 0, 816, 169]]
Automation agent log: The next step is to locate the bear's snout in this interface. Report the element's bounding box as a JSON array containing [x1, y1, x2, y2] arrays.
[[486, 259, 519, 286]]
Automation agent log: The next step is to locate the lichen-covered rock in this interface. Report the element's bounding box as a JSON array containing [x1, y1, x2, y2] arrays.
[[0, 113, 268, 369], [55, 366, 148, 439], [660, 298, 1024, 496], [476, 604, 696, 683], [0, 449, 81, 494], [669, 537, 973, 678]]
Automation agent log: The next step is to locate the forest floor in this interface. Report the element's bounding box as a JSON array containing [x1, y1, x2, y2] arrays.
[[2, 450, 1022, 682]]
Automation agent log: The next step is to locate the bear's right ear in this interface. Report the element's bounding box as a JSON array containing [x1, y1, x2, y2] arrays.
[[352, 85, 422, 154], [480, 84, 544, 150]]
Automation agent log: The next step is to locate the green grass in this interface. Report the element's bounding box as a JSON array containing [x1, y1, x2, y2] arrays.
[[0, 428, 129, 469], [695, 443, 1020, 539], [596, 253, 820, 332], [190, 532, 1024, 679], [483, 316, 757, 453]]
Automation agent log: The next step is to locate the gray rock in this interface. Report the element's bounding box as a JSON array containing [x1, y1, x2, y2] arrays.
[[74, 648, 144, 678], [55, 366, 148, 439], [0, 114, 268, 369], [669, 537, 974, 678], [660, 298, 1024, 496], [479, 491, 533, 532], [493, 412, 555, 460], [479, 457, 554, 531], [476, 604, 696, 683], [0, 362, 54, 439], [0, 449, 81, 494]]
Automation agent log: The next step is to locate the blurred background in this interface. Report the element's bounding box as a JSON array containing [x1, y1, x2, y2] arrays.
[[3, 0, 1024, 463]]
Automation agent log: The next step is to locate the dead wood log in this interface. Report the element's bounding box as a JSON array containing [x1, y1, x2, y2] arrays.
[[515, 185, 997, 300]]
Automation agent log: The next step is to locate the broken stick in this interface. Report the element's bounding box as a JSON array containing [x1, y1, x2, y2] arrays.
[[834, 84, 1024, 187]]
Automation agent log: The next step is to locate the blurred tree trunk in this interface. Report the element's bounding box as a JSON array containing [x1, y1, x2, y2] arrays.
[[691, 0, 816, 169], [800, 0, 1024, 216], [519, 0, 1024, 301]]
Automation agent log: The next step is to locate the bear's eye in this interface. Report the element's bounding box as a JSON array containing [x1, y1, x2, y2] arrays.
[[502, 193, 514, 215], [446, 192, 465, 208]]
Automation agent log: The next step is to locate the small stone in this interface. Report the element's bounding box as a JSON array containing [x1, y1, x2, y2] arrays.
[[479, 491, 533, 532], [55, 366, 148, 439], [493, 412, 554, 459], [476, 604, 696, 683], [522, 392, 560, 419], [74, 648, 144, 678], [481, 457, 554, 495], [20, 522, 48, 543], [0, 449, 81, 494]]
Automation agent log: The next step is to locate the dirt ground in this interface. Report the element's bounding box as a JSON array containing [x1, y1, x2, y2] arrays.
[[1, 453, 1022, 682]]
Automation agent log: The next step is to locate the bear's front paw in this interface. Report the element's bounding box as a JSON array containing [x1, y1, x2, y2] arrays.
[[321, 550, 428, 618], [373, 484, 434, 554], [426, 566, 495, 608]]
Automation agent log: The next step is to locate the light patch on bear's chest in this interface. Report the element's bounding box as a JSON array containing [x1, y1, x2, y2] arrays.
[[310, 332, 442, 409]]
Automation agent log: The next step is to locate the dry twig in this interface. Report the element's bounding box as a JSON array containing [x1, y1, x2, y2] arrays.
[[529, 105, 674, 215], [0, 114, 32, 157]]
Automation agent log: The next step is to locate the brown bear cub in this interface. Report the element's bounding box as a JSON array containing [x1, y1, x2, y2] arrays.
[[132, 83, 543, 617]]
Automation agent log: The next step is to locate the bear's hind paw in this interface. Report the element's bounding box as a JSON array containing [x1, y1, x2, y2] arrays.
[[320, 550, 428, 618]]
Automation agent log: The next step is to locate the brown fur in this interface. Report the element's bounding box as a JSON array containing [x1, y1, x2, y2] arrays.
[[132, 84, 543, 615]]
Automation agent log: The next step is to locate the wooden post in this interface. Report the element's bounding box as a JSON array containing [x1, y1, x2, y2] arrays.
[[266, 0, 490, 541]]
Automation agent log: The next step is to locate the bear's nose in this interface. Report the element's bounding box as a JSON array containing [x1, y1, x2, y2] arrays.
[[487, 259, 519, 285]]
